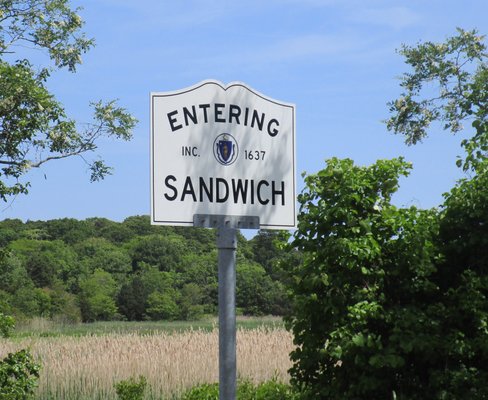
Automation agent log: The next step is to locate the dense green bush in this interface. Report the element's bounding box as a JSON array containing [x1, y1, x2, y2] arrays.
[[254, 379, 298, 400], [0, 313, 14, 338], [286, 158, 439, 399], [286, 157, 488, 399], [0, 349, 40, 399], [180, 379, 297, 400], [180, 382, 219, 400], [114, 375, 147, 400]]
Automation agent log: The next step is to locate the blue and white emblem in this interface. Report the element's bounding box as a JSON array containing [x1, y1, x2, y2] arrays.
[[213, 133, 238, 166]]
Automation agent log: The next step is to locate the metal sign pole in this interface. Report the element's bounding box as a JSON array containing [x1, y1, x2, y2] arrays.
[[193, 215, 259, 400], [217, 226, 237, 400]]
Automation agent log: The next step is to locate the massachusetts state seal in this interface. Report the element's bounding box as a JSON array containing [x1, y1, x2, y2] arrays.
[[213, 133, 238, 166]]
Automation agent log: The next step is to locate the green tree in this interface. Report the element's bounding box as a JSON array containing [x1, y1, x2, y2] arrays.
[[386, 28, 488, 398], [139, 265, 180, 320], [429, 173, 488, 397], [0, 4, 135, 395], [42, 284, 81, 323], [0, 312, 14, 338], [237, 261, 277, 316], [0, 280, 40, 400], [9, 238, 78, 289], [174, 226, 216, 254], [386, 28, 487, 173], [285, 158, 445, 399], [249, 230, 295, 314], [0, 0, 136, 201], [0, 219, 23, 246], [0, 263, 40, 399], [122, 215, 159, 237], [0, 290, 12, 315], [179, 251, 218, 313], [78, 269, 118, 321], [86, 217, 132, 243], [286, 28, 488, 400], [43, 218, 93, 244], [250, 230, 285, 278], [145, 291, 178, 321], [127, 234, 186, 272], [25, 249, 60, 288], [439, 173, 488, 280], [75, 237, 131, 284], [11, 286, 40, 317], [0, 250, 31, 295], [117, 265, 179, 321], [117, 275, 146, 321], [178, 283, 204, 320], [0, 250, 42, 318]]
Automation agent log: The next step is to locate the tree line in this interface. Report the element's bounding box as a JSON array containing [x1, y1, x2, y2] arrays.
[[0, 216, 296, 322]]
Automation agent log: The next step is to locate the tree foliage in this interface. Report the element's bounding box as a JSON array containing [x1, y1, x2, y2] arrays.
[[385, 28, 488, 397], [0, 312, 14, 337], [0, 349, 40, 399], [286, 28, 488, 400], [286, 158, 447, 399], [78, 269, 117, 321], [0, 216, 291, 322], [0, 0, 136, 200], [386, 28, 488, 172]]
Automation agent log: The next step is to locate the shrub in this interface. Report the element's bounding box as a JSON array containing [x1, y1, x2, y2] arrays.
[[0, 349, 40, 399], [0, 313, 15, 338], [255, 379, 298, 400], [180, 379, 297, 400], [285, 157, 488, 399], [180, 382, 219, 400], [114, 375, 147, 400], [285, 158, 442, 399]]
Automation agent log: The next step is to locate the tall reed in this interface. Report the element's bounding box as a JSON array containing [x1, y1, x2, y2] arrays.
[[0, 326, 293, 399]]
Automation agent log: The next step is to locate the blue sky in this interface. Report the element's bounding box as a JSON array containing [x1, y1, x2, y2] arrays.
[[2, 0, 487, 228]]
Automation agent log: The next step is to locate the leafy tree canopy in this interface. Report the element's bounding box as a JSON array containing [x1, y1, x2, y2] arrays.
[[386, 28, 488, 173], [284, 157, 488, 399], [0, 215, 292, 322], [0, 0, 137, 201]]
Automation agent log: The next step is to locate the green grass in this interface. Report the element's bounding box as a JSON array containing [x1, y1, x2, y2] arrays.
[[13, 316, 284, 338]]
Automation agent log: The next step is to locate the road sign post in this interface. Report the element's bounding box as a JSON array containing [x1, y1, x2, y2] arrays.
[[194, 215, 258, 400], [151, 81, 295, 400], [217, 225, 237, 400]]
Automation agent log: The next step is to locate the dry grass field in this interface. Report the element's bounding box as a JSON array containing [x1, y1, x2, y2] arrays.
[[0, 326, 293, 399]]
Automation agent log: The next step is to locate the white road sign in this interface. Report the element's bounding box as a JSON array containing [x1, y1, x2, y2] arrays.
[[150, 80, 296, 229]]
